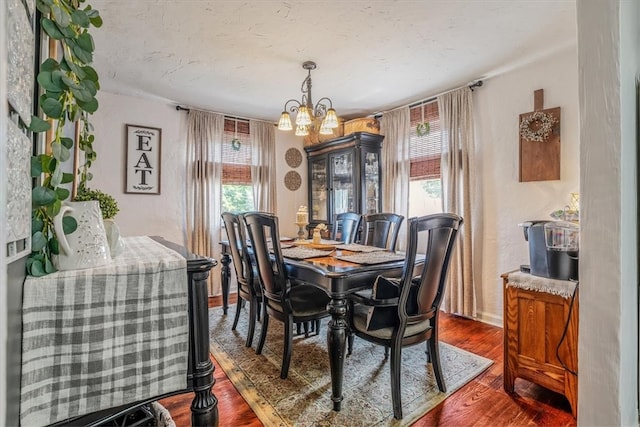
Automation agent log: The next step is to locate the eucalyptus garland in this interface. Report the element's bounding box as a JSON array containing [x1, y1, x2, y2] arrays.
[[519, 111, 557, 142]]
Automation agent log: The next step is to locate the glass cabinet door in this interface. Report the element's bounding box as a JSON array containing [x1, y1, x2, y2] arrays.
[[310, 157, 328, 221], [330, 151, 354, 216], [364, 151, 380, 214]]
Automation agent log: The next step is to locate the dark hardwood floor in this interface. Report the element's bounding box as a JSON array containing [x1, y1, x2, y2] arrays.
[[160, 295, 576, 426]]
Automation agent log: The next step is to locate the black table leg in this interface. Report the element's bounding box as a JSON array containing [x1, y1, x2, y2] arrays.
[[188, 262, 218, 426], [220, 251, 231, 315], [327, 296, 348, 411]]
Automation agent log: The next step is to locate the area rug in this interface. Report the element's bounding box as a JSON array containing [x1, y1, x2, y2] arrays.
[[209, 305, 492, 426]]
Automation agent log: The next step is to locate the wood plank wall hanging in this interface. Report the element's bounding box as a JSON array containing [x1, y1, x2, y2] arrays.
[[519, 89, 561, 182]]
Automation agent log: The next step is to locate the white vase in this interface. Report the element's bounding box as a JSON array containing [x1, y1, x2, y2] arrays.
[[104, 218, 125, 257], [52, 201, 111, 271]]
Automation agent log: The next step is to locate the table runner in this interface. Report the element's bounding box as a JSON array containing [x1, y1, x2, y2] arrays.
[[506, 270, 577, 298], [335, 243, 386, 253], [20, 236, 189, 427]]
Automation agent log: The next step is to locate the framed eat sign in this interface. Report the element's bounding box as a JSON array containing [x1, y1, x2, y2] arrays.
[[125, 124, 162, 194]]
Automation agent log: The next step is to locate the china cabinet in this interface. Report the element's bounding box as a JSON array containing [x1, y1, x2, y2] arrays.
[[304, 132, 384, 234]]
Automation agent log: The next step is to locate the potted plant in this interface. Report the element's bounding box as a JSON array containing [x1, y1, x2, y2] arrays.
[[27, 0, 103, 276]]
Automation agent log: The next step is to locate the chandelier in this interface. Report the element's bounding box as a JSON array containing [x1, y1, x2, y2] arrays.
[[277, 61, 339, 137]]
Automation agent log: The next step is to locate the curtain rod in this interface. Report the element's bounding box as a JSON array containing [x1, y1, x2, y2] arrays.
[[375, 80, 484, 118], [175, 105, 271, 124]]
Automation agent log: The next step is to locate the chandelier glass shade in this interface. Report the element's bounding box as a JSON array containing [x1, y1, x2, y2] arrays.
[[277, 61, 339, 137]]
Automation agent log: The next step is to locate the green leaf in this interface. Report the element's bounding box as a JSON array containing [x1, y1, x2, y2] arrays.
[[60, 137, 74, 149], [73, 45, 93, 64], [65, 59, 86, 80], [31, 231, 48, 251], [37, 71, 60, 91], [46, 199, 62, 218], [41, 155, 55, 173], [77, 33, 94, 53], [36, 1, 51, 15], [70, 86, 93, 103], [29, 260, 46, 277], [31, 156, 44, 177], [71, 9, 91, 27], [40, 0, 54, 5], [32, 216, 44, 234], [28, 116, 51, 132], [81, 79, 97, 96], [84, 7, 99, 18], [61, 74, 80, 89], [56, 187, 70, 200], [48, 238, 60, 255], [51, 5, 70, 28], [52, 142, 71, 163], [61, 172, 75, 184], [44, 257, 56, 273], [41, 58, 59, 72], [89, 15, 103, 28], [42, 97, 63, 118], [51, 69, 66, 89], [77, 97, 98, 113], [82, 65, 99, 82], [32, 186, 57, 206], [50, 162, 63, 187], [41, 18, 64, 40], [62, 216, 78, 234]]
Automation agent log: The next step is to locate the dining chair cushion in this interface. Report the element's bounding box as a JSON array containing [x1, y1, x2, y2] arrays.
[[265, 284, 330, 317], [353, 303, 432, 339]]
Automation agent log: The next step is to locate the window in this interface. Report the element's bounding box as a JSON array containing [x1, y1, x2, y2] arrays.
[[408, 100, 442, 217], [221, 118, 254, 213]]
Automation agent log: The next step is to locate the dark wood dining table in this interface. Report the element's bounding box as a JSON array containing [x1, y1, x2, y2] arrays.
[[219, 242, 405, 411]]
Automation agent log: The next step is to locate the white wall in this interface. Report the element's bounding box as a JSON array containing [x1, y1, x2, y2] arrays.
[[577, 0, 639, 424], [473, 45, 580, 325], [90, 92, 308, 290]]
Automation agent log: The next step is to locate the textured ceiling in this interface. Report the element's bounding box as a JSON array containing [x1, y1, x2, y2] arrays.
[[92, 1, 577, 122]]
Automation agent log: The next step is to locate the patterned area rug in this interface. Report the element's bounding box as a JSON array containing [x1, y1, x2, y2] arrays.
[[209, 305, 492, 426]]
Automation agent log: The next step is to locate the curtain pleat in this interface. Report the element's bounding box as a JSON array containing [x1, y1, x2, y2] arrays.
[[438, 87, 477, 317], [186, 110, 224, 296], [380, 107, 411, 250], [250, 120, 277, 213]]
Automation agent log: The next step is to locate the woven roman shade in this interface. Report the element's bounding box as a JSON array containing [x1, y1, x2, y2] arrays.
[[222, 118, 251, 184], [409, 101, 441, 180]]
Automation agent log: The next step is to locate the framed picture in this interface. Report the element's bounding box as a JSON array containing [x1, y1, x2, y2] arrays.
[[125, 124, 162, 194]]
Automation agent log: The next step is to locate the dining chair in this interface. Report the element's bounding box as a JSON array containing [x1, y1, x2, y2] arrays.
[[243, 212, 331, 379], [221, 212, 262, 348], [346, 213, 463, 419], [331, 212, 362, 243], [360, 212, 404, 250]]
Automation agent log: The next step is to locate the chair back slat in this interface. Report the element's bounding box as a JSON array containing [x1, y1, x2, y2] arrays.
[[331, 212, 362, 243], [243, 212, 290, 304], [398, 214, 462, 323], [361, 213, 404, 250], [221, 212, 253, 290]]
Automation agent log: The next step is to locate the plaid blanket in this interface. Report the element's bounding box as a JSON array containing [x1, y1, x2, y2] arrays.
[[20, 236, 189, 426]]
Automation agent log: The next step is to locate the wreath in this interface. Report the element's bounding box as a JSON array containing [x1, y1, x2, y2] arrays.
[[519, 111, 557, 142], [231, 138, 241, 151]]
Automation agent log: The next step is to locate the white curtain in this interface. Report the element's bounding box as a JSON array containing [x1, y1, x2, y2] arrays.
[[380, 107, 410, 250], [438, 87, 477, 317], [250, 120, 277, 213], [185, 110, 224, 296]]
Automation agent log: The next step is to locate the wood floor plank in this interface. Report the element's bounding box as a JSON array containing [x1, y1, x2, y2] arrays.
[[160, 295, 576, 426]]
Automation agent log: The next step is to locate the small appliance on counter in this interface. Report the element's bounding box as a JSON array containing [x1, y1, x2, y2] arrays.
[[520, 220, 579, 281]]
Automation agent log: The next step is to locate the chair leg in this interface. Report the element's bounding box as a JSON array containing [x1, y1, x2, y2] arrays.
[[347, 332, 354, 356], [314, 319, 321, 335], [295, 322, 302, 335], [231, 298, 243, 331], [246, 298, 258, 348], [303, 321, 310, 337], [384, 346, 390, 359], [256, 311, 269, 355], [281, 319, 294, 379], [428, 337, 446, 392], [390, 343, 403, 419]]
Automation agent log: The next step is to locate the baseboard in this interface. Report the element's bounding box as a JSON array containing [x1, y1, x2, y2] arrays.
[[474, 310, 503, 328]]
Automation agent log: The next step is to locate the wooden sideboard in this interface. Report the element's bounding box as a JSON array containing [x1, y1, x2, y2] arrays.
[[502, 271, 578, 417]]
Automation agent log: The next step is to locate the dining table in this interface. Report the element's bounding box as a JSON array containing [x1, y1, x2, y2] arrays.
[[219, 240, 407, 412]]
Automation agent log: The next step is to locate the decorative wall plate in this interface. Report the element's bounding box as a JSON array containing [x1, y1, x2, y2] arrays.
[[284, 170, 302, 191], [285, 147, 303, 168]]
